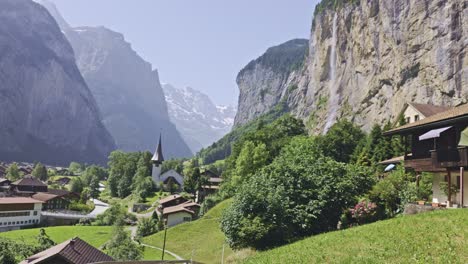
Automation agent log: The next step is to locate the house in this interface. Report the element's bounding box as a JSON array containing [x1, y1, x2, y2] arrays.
[[20, 237, 114, 264], [0, 197, 43, 232], [0, 178, 11, 192], [11, 176, 48, 195], [401, 102, 452, 124], [47, 189, 80, 201], [53, 177, 71, 186], [18, 166, 33, 176], [162, 201, 200, 227], [32, 192, 69, 211], [158, 194, 189, 211], [385, 103, 468, 208], [198, 170, 223, 202]]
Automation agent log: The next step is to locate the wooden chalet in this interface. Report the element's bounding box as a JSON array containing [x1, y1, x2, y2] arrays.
[[11, 176, 48, 195], [385, 103, 468, 207]]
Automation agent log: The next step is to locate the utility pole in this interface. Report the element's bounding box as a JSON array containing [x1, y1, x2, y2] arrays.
[[161, 219, 168, 260], [221, 243, 225, 264]]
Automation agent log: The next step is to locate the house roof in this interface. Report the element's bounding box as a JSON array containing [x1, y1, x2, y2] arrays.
[[151, 134, 164, 163], [0, 178, 10, 184], [47, 189, 76, 197], [385, 104, 468, 135], [158, 194, 185, 205], [408, 103, 452, 118], [0, 197, 43, 204], [32, 192, 59, 202], [162, 205, 195, 216], [12, 176, 47, 187], [20, 237, 113, 264]]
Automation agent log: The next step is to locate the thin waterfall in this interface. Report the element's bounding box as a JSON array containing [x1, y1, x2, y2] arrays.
[[324, 12, 339, 132]]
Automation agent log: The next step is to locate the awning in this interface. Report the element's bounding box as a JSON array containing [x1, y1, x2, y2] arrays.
[[459, 127, 468, 146], [419, 126, 452, 141]]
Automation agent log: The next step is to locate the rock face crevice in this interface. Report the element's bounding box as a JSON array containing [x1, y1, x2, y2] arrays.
[[235, 0, 467, 133], [0, 0, 116, 165]]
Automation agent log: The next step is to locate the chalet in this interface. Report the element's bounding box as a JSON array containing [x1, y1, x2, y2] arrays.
[[158, 194, 189, 211], [401, 103, 452, 124], [53, 177, 71, 186], [162, 201, 200, 227], [385, 103, 468, 208], [20, 237, 114, 264], [198, 170, 223, 201], [18, 166, 33, 176], [0, 197, 43, 232], [11, 176, 48, 195], [32, 192, 69, 211], [48, 189, 80, 201]]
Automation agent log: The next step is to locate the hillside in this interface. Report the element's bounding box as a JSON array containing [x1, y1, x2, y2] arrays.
[[143, 199, 234, 264], [0, 0, 116, 165], [241, 210, 468, 263], [235, 0, 466, 133]]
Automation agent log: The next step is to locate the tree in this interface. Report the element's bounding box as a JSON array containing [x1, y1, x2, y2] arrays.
[[6, 163, 22, 181], [70, 177, 84, 193], [106, 219, 143, 261], [136, 217, 158, 237], [232, 141, 268, 187], [81, 187, 91, 203], [36, 228, 56, 251], [221, 136, 374, 249], [315, 119, 365, 163], [32, 163, 48, 181], [68, 162, 84, 175]]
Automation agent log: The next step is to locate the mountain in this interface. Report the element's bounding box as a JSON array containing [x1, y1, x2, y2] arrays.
[[163, 84, 236, 153], [37, 0, 193, 158], [235, 0, 467, 133], [0, 0, 116, 165]]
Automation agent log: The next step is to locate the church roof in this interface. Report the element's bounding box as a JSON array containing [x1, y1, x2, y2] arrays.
[[151, 134, 164, 163]]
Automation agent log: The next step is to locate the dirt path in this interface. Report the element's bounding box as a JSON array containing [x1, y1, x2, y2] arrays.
[[127, 226, 183, 260]]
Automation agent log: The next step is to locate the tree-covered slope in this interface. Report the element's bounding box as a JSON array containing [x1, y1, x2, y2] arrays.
[[241, 209, 468, 263]]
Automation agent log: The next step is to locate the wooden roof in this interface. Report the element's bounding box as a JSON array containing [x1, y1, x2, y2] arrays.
[[158, 194, 185, 205], [386, 104, 468, 135], [32, 192, 59, 202], [12, 176, 47, 187], [20, 237, 113, 264], [408, 103, 452, 117], [0, 197, 43, 204]]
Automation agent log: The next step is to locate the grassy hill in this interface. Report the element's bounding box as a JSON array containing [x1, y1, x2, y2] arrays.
[[0, 226, 113, 248], [241, 209, 468, 263], [143, 199, 233, 263]]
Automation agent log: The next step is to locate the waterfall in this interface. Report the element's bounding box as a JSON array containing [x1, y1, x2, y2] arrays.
[[324, 12, 339, 132]]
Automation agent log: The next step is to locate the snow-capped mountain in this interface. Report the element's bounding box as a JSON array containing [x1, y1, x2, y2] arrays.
[[163, 84, 236, 153]]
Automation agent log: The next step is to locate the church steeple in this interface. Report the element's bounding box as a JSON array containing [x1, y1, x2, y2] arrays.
[[151, 134, 164, 165]]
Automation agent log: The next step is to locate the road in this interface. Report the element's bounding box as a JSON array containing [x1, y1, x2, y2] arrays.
[[127, 226, 183, 260], [88, 199, 110, 217]]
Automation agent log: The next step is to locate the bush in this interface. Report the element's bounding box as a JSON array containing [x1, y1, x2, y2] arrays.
[[221, 137, 374, 249], [350, 200, 378, 225], [68, 201, 94, 213]]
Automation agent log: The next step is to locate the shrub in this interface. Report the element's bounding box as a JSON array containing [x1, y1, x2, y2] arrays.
[[350, 200, 378, 225]]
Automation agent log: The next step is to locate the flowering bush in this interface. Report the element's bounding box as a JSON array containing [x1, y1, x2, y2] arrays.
[[350, 200, 378, 225]]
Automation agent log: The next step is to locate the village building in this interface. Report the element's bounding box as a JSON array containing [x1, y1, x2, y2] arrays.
[[158, 194, 189, 211], [197, 170, 223, 202], [162, 201, 201, 227], [0, 197, 43, 232], [385, 103, 468, 208], [0, 178, 11, 192], [20, 237, 114, 264], [151, 134, 184, 190], [11, 176, 48, 195], [53, 177, 71, 186], [401, 103, 452, 124], [32, 192, 70, 211]]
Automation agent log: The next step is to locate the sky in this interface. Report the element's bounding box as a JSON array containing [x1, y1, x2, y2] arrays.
[[50, 0, 320, 105]]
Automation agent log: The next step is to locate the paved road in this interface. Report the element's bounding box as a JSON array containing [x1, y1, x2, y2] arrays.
[[88, 199, 110, 217]]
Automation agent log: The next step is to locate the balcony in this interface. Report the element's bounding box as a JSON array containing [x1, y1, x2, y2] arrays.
[[404, 147, 468, 171]]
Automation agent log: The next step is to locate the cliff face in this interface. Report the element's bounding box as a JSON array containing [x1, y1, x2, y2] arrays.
[[37, 0, 193, 158], [235, 0, 467, 133], [0, 0, 116, 165], [163, 84, 236, 152], [234, 39, 308, 126]]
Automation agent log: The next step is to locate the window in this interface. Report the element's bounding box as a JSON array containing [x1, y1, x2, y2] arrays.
[[34, 211, 38, 216], [405, 117, 410, 124], [183, 217, 191, 222], [414, 115, 420, 121]]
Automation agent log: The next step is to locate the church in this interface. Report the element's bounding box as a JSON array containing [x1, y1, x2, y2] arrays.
[[151, 135, 185, 190]]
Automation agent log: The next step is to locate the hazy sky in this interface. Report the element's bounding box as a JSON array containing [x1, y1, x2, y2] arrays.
[[50, 0, 320, 105]]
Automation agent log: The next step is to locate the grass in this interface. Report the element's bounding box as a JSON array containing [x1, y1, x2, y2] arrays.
[[142, 247, 176, 261], [143, 199, 233, 264], [0, 226, 113, 248], [241, 209, 468, 263]]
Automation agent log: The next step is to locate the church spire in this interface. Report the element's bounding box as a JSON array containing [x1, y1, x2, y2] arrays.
[[151, 133, 164, 165]]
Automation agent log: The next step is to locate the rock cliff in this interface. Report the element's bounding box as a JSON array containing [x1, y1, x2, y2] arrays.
[[235, 0, 467, 133], [0, 0, 116, 165], [38, 0, 193, 158], [163, 84, 236, 152]]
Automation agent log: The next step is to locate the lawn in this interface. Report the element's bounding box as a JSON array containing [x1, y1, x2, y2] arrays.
[[0, 226, 113, 248], [143, 199, 233, 264], [241, 209, 468, 263]]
